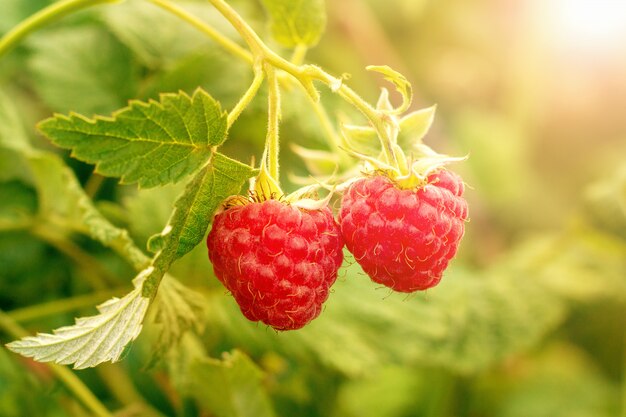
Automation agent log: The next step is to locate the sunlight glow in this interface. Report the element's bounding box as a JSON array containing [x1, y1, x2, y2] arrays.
[[547, 0, 626, 51]]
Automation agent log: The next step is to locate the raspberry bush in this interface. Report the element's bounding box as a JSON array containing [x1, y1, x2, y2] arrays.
[[1, 1, 623, 417]]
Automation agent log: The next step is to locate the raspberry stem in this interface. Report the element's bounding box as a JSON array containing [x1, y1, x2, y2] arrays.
[[206, 0, 401, 171], [0, 0, 122, 59], [148, 0, 253, 64], [227, 64, 265, 128], [265, 63, 281, 182]]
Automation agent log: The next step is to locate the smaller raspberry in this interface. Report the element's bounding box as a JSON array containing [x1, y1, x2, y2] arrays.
[[207, 199, 344, 330], [339, 169, 468, 292]]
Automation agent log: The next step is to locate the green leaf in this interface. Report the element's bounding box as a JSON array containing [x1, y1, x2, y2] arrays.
[[26, 150, 149, 270], [0, 94, 149, 270], [260, 0, 327, 48], [6, 271, 153, 369], [339, 122, 380, 157], [0, 180, 37, 225], [147, 274, 206, 365], [397, 105, 437, 149], [0, 89, 30, 151], [28, 26, 138, 115], [188, 350, 277, 417], [126, 183, 185, 247], [37, 88, 228, 188], [151, 152, 255, 260], [207, 261, 566, 376], [367, 65, 412, 114]]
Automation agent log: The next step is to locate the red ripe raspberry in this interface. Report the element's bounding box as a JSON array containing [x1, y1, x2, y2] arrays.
[[339, 169, 468, 292], [207, 199, 344, 330]]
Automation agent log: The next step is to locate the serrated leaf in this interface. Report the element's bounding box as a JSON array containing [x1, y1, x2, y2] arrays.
[[260, 0, 326, 48], [155, 152, 255, 260], [37, 88, 228, 188], [188, 350, 277, 417], [6, 269, 154, 369], [147, 274, 206, 365], [367, 65, 412, 114], [28, 26, 138, 115], [0, 96, 149, 270]]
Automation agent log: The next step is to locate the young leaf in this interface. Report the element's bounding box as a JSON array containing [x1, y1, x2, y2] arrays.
[[5, 269, 155, 369], [188, 350, 277, 417], [260, 0, 326, 48], [37, 88, 228, 188], [367, 65, 412, 114], [151, 152, 256, 260], [397, 105, 437, 149]]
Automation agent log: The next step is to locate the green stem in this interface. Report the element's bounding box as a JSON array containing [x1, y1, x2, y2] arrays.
[[7, 287, 129, 323], [204, 0, 398, 167], [264, 64, 281, 181], [0, 0, 121, 60], [303, 66, 398, 166], [83, 173, 106, 200], [0, 310, 114, 417], [207, 0, 267, 56], [227, 65, 264, 128], [290, 43, 308, 65], [147, 0, 252, 64]]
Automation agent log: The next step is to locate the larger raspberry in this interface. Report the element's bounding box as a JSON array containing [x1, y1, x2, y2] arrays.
[[207, 199, 344, 330], [339, 169, 468, 292]]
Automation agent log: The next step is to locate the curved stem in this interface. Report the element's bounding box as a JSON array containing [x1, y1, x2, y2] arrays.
[[0, 0, 121, 60], [207, 0, 267, 56], [264, 64, 281, 180], [227, 65, 264, 128], [147, 0, 252, 64], [204, 0, 398, 167], [0, 310, 114, 417]]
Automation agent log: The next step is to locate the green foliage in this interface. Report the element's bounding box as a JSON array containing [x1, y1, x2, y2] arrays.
[[260, 0, 326, 47], [157, 153, 256, 259], [6, 273, 150, 369], [28, 26, 138, 115], [102, 0, 214, 69], [38, 89, 228, 188], [188, 350, 277, 417], [205, 261, 566, 376], [146, 274, 206, 365], [1, 0, 625, 416]]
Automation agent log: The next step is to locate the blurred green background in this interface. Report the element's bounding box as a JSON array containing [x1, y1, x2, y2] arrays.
[[0, 0, 625, 416]]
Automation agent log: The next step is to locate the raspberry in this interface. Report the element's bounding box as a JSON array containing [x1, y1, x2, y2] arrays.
[[339, 169, 468, 292], [207, 199, 344, 330]]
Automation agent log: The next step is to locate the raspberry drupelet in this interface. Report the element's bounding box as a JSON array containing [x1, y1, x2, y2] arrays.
[[207, 199, 344, 330], [339, 169, 468, 292]]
